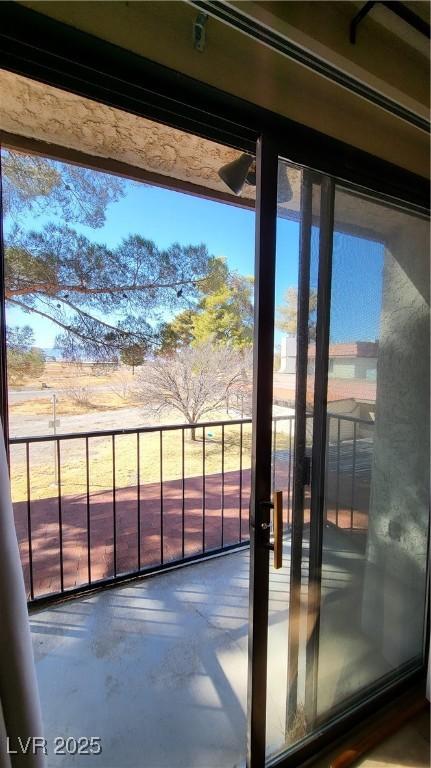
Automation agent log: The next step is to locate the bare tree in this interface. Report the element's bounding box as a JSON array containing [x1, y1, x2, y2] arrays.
[[225, 346, 253, 417], [109, 369, 136, 403], [136, 344, 249, 439], [65, 385, 92, 408]]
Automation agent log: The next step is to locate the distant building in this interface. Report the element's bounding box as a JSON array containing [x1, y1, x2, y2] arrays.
[[280, 335, 378, 382], [279, 336, 297, 374], [276, 336, 378, 438]]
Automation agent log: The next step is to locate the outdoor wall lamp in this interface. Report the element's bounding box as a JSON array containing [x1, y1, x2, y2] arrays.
[[218, 153, 256, 195], [218, 153, 293, 203]]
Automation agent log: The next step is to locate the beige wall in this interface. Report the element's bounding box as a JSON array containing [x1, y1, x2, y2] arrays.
[[249, 1, 429, 115], [20, 1, 430, 179]]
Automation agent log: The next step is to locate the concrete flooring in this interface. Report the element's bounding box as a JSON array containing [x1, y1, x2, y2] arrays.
[[30, 529, 412, 768], [31, 549, 251, 768]]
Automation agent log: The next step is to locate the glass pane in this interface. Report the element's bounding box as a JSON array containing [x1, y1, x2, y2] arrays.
[[2, 66, 260, 580], [265, 162, 321, 757], [316, 189, 429, 722], [265, 176, 429, 763], [2, 69, 259, 768]]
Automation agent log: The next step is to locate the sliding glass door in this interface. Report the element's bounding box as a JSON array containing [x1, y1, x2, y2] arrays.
[[248, 138, 430, 767], [0, 67, 428, 768], [247, 137, 332, 765], [314, 185, 429, 723]]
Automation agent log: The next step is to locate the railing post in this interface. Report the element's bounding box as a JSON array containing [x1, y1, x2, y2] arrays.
[[160, 430, 163, 565], [137, 432, 141, 571], [202, 426, 206, 552], [25, 442, 34, 601], [336, 417, 341, 527], [112, 434, 117, 577], [181, 428, 185, 560], [221, 424, 225, 548], [239, 422, 243, 543], [57, 439, 64, 593], [351, 421, 357, 531], [86, 436, 91, 584]]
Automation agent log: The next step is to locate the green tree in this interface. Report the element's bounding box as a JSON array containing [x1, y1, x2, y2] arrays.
[[158, 310, 196, 355], [160, 258, 254, 353], [3, 150, 213, 361], [7, 325, 45, 385], [2, 149, 124, 227], [276, 286, 318, 341], [120, 343, 146, 374], [5, 225, 211, 361], [193, 271, 254, 348]]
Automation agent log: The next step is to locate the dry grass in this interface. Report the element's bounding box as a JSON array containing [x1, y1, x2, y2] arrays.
[[10, 391, 127, 416], [9, 361, 292, 505], [9, 422, 254, 504], [9, 421, 293, 504], [9, 361, 139, 416], [9, 361, 136, 391]]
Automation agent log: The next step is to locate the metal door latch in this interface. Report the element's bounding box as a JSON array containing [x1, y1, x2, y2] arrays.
[[259, 493, 283, 569]]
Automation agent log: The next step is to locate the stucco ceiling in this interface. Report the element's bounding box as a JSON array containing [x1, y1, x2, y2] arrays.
[[0, 69, 257, 204], [0, 69, 427, 244]]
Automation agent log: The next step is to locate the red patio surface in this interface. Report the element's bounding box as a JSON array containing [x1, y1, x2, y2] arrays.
[[13, 469, 252, 599], [13, 464, 369, 601]]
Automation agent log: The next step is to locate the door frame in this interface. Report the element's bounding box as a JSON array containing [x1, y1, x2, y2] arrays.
[[250, 155, 428, 768], [0, 6, 429, 767], [285, 168, 315, 734], [304, 175, 335, 727], [249, 160, 337, 767], [247, 134, 279, 768]]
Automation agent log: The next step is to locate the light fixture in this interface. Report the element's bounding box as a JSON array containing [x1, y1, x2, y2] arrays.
[[218, 153, 293, 203], [218, 153, 255, 196]]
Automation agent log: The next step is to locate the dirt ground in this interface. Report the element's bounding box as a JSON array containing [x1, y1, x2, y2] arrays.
[[9, 361, 138, 415], [10, 360, 131, 391], [8, 361, 266, 504]]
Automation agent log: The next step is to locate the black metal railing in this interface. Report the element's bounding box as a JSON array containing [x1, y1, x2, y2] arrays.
[[9, 412, 373, 605], [9, 417, 258, 604], [324, 412, 374, 531]]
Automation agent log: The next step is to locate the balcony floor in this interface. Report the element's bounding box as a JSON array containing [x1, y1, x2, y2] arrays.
[[30, 528, 391, 768], [31, 549, 251, 768]]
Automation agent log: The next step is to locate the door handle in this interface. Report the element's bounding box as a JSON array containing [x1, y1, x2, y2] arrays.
[[273, 490, 283, 570], [259, 492, 283, 568]]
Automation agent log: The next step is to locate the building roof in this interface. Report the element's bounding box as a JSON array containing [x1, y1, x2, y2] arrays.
[[273, 374, 376, 405], [308, 341, 378, 358]]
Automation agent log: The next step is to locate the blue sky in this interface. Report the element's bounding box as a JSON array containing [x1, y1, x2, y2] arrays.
[[5, 166, 383, 348]]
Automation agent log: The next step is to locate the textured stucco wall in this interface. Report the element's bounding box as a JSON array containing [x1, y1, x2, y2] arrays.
[[362, 215, 430, 667], [0, 71, 248, 199]]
